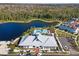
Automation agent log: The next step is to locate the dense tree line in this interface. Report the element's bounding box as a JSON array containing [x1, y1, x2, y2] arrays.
[[0, 4, 79, 21]]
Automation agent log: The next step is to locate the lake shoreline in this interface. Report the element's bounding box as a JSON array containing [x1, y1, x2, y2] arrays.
[[0, 19, 59, 41], [0, 19, 60, 24]]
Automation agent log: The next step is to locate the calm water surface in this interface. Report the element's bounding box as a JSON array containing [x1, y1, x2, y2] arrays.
[[0, 20, 53, 41]]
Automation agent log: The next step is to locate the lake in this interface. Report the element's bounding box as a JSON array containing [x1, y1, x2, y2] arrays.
[[0, 20, 54, 41]]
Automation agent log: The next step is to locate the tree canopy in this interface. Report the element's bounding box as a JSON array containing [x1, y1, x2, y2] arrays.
[[0, 4, 79, 21]]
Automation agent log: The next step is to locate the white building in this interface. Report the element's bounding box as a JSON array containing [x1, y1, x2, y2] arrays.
[[19, 29, 58, 52], [74, 28, 79, 34], [0, 41, 10, 55]]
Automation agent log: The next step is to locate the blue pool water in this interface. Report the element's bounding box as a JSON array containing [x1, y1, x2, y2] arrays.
[[0, 20, 53, 41]]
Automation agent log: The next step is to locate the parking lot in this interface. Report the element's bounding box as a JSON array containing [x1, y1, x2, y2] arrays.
[[58, 37, 79, 55]]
